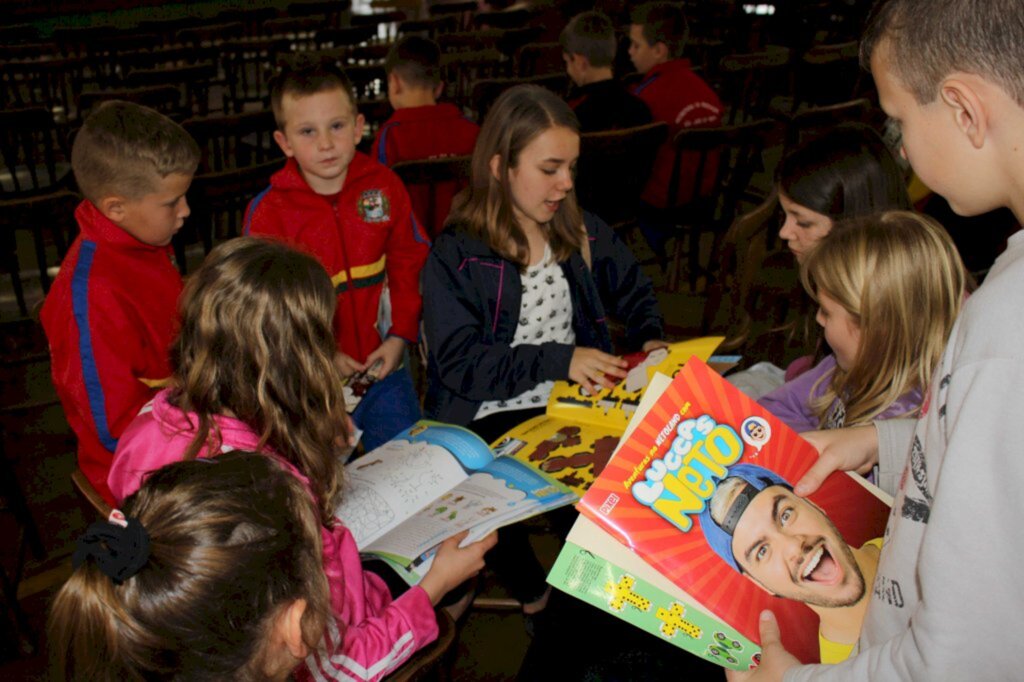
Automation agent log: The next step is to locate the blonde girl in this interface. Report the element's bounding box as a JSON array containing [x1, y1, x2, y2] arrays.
[[51, 452, 330, 681], [759, 211, 965, 431], [107, 237, 494, 682]]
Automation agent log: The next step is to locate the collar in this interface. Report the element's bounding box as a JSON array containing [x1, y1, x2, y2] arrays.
[[75, 200, 174, 253]]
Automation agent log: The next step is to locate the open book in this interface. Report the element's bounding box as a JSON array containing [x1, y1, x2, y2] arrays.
[[336, 421, 575, 582], [491, 337, 724, 495], [555, 359, 891, 668]]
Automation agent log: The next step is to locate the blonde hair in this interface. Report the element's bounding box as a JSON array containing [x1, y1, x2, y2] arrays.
[[447, 84, 583, 268], [803, 211, 965, 426], [170, 237, 348, 520], [71, 100, 199, 204], [48, 452, 330, 681]]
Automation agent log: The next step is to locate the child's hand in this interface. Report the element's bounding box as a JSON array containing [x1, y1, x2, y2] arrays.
[[335, 352, 366, 378], [419, 530, 497, 605], [642, 339, 671, 352], [364, 337, 405, 380], [569, 347, 628, 395], [797, 424, 879, 496]]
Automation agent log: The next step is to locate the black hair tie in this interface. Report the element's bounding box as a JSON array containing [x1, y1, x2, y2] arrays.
[[72, 510, 151, 585]]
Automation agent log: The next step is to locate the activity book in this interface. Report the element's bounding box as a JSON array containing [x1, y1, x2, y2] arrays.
[[551, 359, 891, 669]]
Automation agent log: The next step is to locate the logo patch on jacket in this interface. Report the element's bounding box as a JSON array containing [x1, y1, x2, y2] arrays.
[[357, 189, 390, 223]]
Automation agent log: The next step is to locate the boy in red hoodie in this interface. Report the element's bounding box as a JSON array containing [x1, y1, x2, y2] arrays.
[[245, 60, 429, 451], [41, 101, 199, 505]]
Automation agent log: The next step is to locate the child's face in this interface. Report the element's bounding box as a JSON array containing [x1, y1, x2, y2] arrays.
[[778, 192, 833, 262], [816, 290, 861, 371], [871, 41, 992, 217], [274, 88, 365, 195], [500, 125, 578, 233], [628, 25, 662, 75], [113, 172, 193, 247]]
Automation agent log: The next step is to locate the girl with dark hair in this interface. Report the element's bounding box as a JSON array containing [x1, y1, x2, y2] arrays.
[[51, 452, 330, 681]]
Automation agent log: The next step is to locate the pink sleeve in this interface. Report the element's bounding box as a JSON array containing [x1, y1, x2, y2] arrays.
[[300, 524, 439, 681], [107, 403, 189, 503]]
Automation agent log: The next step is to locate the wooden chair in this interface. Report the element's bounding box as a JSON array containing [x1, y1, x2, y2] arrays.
[[0, 190, 79, 312], [468, 73, 566, 121], [440, 48, 509, 110], [0, 57, 85, 123], [315, 25, 377, 50], [175, 22, 245, 49], [574, 122, 668, 233], [717, 47, 793, 124], [183, 110, 281, 174], [428, 1, 477, 31], [71, 468, 114, 519], [182, 160, 279, 259], [126, 63, 218, 117], [791, 41, 863, 112], [473, 8, 532, 30], [391, 155, 471, 239], [398, 16, 459, 39], [781, 98, 873, 147], [384, 609, 457, 681], [0, 107, 72, 197], [514, 41, 563, 77], [351, 11, 408, 43], [663, 118, 781, 292], [264, 15, 325, 51], [222, 38, 292, 113], [79, 84, 185, 121]]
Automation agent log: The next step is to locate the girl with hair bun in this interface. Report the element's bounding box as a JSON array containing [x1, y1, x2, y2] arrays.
[[50, 452, 329, 681]]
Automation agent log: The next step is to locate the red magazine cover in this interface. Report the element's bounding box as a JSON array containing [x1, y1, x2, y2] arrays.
[[578, 357, 890, 665]]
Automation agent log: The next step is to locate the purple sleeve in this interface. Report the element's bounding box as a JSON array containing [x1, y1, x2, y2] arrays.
[[758, 355, 838, 433]]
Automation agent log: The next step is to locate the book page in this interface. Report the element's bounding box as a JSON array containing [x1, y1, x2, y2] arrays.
[[336, 422, 491, 547]]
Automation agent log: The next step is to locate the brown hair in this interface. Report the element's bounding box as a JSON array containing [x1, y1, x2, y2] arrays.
[[803, 211, 966, 426], [630, 2, 688, 59], [560, 11, 617, 68], [447, 84, 583, 267], [860, 0, 1024, 107], [385, 35, 442, 89], [170, 237, 348, 520], [271, 56, 358, 129], [48, 452, 330, 681], [71, 100, 199, 204]]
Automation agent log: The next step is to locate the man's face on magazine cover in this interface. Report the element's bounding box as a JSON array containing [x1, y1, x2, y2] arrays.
[[729, 486, 865, 608]]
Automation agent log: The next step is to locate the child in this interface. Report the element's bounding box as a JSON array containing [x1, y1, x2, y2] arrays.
[[50, 452, 330, 681], [758, 211, 965, 433], [775, 123, 910, 263], [372, 36, 479, 237], [735, 0, 1024, 679], [561, 10, 652, 132], [40, 100, 199, 506], [245, 58, 429, 452], [421, 84, 667, 614], [108, 237, 495, 682], [628, 2, 723, 254]]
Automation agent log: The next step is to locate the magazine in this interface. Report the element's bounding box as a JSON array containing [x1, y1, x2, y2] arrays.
[[335, 420, 575, 581], [572, 359, 891, 666], [491, 337, 724, 495]]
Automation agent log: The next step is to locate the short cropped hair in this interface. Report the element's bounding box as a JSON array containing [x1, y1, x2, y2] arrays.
[[630, 2, 688, 59], [385, 36, 442, 89], [861, 0, 1024, 106], [271, 57, 358, 129], [71, 101, 199, 204], [560, 11, 617, 69]]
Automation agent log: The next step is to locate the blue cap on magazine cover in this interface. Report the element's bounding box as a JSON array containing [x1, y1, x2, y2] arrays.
[[698, 463, 791, 572]]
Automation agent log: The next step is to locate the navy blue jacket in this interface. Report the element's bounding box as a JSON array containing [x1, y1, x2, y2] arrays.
[[422, 212, 664, 425]]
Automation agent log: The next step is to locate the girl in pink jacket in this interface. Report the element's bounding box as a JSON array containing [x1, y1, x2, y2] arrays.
[[108, 237, 494, 681]]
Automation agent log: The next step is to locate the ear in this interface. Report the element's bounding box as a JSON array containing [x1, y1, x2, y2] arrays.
[[940, 78, 987, 149], [98, 195, 127, 223], [653, 41, 670, 63], [433, 81, 445, 100], [387, 72, 402, 95], [489, 153, 502, 182], [277, 599, 310, 660], [353, 113, 366, 142], [273, 130, 294, 158]]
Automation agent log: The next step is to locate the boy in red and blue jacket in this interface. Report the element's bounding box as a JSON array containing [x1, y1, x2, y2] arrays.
[[245, 60, 429, 451], [41, 101, 199, 506]]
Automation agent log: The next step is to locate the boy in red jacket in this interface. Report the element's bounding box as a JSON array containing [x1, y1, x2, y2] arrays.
[[245, 59, 429, 451], [41, 101, 199, 505], [372, 36, 479, 237]]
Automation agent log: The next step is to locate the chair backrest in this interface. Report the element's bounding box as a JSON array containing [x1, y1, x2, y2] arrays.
[[350, 11, 407, 42], [792, 41, 863, 111], [264, 15, 325, 51], [176, 22, 245, 48], [316, 25, 377, 50], [783, 97, 873, 147], [514, 41, 563, 77], [78, 84, 185, 121], [72, 469, 114, 519], [1, 57, 84, 123], [183, 109, 282, 173], [126, 63, 217, 117], [186, 159, 280, 252], [469, 72, 566, 121], [441, 48, 509, 109], [717, 47, 793, 124], [575, 122, 668, 228], [391, 155, 472, 239], [222, 38, 292, 113], [0, 107, 71, 196]]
